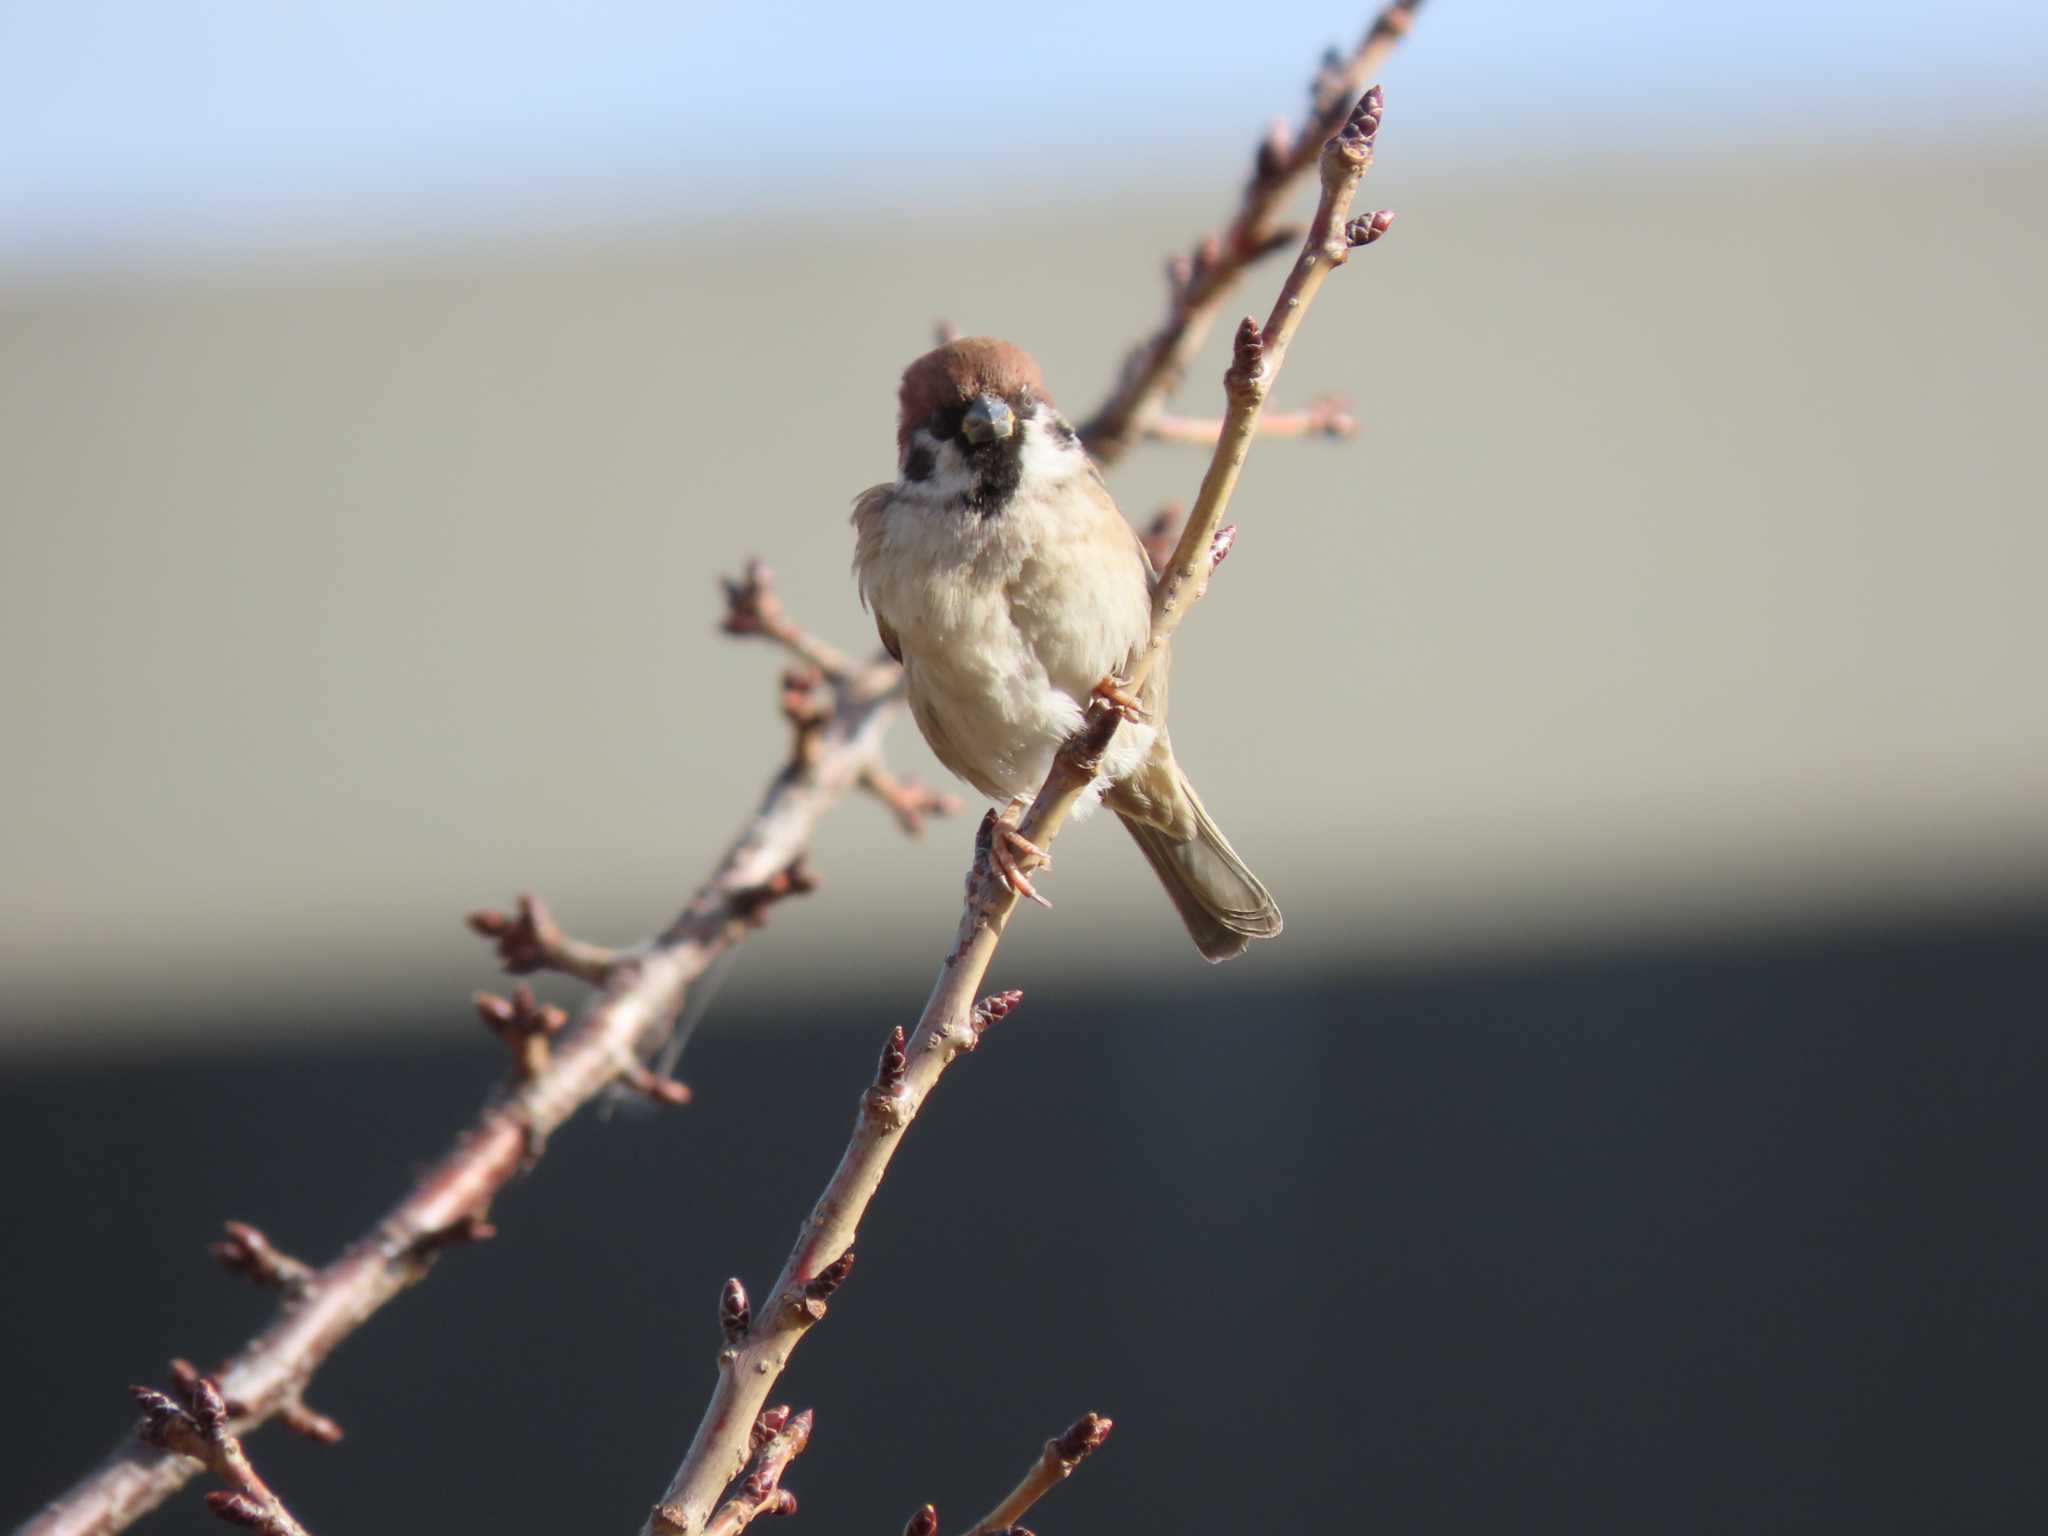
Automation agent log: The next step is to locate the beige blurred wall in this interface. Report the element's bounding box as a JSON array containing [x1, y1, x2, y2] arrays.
[[3, 144, 2044, 1045]]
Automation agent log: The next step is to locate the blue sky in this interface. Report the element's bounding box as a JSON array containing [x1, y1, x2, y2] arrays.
[[3, 0, 2044, 268]]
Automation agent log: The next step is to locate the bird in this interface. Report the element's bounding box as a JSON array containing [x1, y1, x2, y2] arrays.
[[851, 337, 1281, 962]]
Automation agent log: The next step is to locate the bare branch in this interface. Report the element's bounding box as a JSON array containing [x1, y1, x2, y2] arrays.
[[636, 974, 1027, 1534], [21, 585, 925, 1536], [1132, 86, 1392, 692], [961, 1413, 1114, 1536], [639, 76, 1392, 1536], [1078, 0, 1419, 463]]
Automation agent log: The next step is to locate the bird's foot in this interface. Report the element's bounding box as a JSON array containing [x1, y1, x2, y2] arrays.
[[971, 803, 1053, 909], [1091, 674, 1148, 724]]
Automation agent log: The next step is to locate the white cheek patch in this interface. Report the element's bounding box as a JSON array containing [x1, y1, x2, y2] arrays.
[[899, 429, 977, 507]]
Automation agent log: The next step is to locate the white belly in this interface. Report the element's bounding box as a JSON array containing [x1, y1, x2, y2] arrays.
[[868, 478, 1155, 805]]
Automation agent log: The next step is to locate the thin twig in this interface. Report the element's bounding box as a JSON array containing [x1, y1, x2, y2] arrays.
[[1142, 393, 1355, 445], [465, 891, 619, 986], [1079, 0, 1419, 463], [19, 584, 936, 1536], [720, 560, 861, 682], [639, 84, 1392, 1536], [960, 1413, 1114, 1536]]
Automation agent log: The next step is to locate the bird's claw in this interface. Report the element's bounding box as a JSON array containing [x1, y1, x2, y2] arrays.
[[972, 807, 1053, 909], [1091, 674, 1148, 724]]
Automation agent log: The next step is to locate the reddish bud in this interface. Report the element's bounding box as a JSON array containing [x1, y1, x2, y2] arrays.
[[279, 1400, 344, 1445], [129, 1387, 188, 1446], [203, 1493, 268, 1531], [903, 1506, 939, 1536], [803, 1250, 855, 1301], [1346, 209, 1396, 247], [1054, 1412, 1114, 1462], [875, 1026, 907, 1094], [753, 1404, 791, 1450], [721, 1278, 751, 1344], [972, 989, 1025, 1034], [186, 1376, 229, 1436]]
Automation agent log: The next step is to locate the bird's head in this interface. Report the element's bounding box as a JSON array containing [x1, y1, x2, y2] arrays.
[[894, 338, 1086, 515]]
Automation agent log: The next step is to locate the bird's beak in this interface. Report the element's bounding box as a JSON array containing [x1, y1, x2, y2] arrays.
[[962, 394, 1015, 444]]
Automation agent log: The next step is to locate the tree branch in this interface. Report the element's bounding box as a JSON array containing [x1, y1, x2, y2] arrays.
[[1079, 0, 1419, 464], [638, 82, 1393, 1536], [18, 581, 939, 1536]]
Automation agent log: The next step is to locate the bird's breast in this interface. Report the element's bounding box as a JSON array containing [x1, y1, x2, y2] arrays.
[[867, 475, 1155, 798]]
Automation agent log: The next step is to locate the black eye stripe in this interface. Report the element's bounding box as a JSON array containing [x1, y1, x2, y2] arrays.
[[927, 405, 967, 440]]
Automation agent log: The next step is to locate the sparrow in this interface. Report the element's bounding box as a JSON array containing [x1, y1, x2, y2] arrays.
[[852, 337, 1282, 962]]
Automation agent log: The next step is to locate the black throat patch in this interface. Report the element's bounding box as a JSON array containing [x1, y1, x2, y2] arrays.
[[961, 428, 1025, 517]]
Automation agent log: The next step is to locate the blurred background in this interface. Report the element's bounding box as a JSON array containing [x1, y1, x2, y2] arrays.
[[5, 1, 2045, 1531]]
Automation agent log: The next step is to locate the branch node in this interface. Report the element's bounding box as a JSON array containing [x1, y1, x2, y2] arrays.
[[209, 1223, 313, 1298], [727, 857, 820, 929], [474, 983, 568, 1080], [1211, 525, 1238, 569], [466, 890, 617, 984]]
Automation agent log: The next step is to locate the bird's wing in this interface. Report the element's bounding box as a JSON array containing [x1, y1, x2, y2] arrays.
[[848, 482, 903, 659]]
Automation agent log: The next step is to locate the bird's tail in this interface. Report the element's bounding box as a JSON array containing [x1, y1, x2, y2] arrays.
[[1116, 773, 1282, 964]]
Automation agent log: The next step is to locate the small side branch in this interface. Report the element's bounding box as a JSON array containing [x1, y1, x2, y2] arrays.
[[1142, 394, 1355, 446], [129, 1378, 311, 1536], [1078, 0, 1419, 463], [960, 1413, 1114, 1536], [465, 891, 619, 986], [721, 559, 860, 682], [667, 1406, 811, 1536]]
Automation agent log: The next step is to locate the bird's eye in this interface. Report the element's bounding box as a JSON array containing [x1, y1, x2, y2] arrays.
[[928, 406, 966, 441]]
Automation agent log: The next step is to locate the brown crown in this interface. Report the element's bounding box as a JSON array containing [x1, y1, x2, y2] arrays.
[[897, 338, 1051, 448]]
